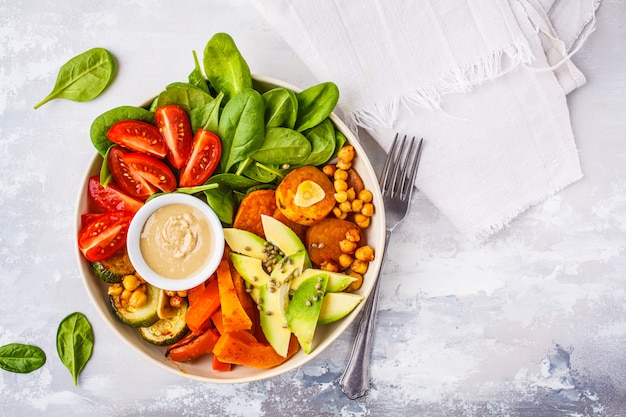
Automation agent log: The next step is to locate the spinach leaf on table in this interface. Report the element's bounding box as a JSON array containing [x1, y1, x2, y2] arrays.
[[252, 127, 311, 166], [262, 87, 298, 129], [90, 105, 155, 156], [203, 33, 253, 102], [56, 312, 94, 386], [218, 88, 265, 173], [0, 343, 46, 374], [294, 82, 339, 132], [34, 47, 116, 109]]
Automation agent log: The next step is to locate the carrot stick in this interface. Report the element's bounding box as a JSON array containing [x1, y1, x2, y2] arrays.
[[185, 279, 220, 333], [216, 259, 253, 333]]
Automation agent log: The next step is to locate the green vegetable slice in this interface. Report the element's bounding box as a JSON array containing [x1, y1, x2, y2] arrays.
[[34, 47, 115, 109], [56, 312, 94, 386], [0, 343, 46, 374]]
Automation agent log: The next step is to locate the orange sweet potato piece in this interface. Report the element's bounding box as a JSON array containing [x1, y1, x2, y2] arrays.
[[233, 189, 277, 238], [185, 279, 220, 333], [305, 218, 362, 267], [213, 331, 300, 368], [216, 259, 253, 333], [275, 166, 335, 226]]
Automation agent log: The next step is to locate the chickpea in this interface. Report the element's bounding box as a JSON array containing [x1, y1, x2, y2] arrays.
[[169, 295, 184, 308], [339, 238, 357, 254], [336, 160, 352, 170], [122, 274, 141, 291], [128, 290, 148, 309], [346, 187, 356, 201], [120, 288, 133, 301], [351, 259, 369, 275], [334, 191, 348, 203], [176, 291, 188, 298], [351, 199, 364, 213], [354, 213, 371, 228], [346, 272, 363, 292], [164, 290, 177, 297], [361, 202, 375, 217], [134, 284, 147, 293], [320, 260, 340, 273], [108, 283, 123, 297], [334, 179, 348, 192], [355, 246, 375, 262], [345, 229, 361, 243], [332, 207, 348, 219], [333, 169, 348, 181], [339, 254, 353, 268], [322, 164, 336, 177], [338, 201, 352, 213], [337, 145, 355, 162], [358, 189, 373, 203]]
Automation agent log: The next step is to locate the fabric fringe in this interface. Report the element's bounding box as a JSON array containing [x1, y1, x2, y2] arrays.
[[349, 37, 534, 132]]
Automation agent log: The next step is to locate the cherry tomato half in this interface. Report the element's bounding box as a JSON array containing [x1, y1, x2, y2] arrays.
[[108, 146, 158, 200], [123, 152, 177, 193], [78, 210, 132, 262], [179, 130, 222, 188], [107, 120, 167, 158], [155, 105, 192, 169], [88, 176, 144, 214]]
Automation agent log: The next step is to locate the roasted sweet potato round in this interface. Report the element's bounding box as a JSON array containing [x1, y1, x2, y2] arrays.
[[233, 189, 277, 238], [305, 218, 362, 268], [275, 166, 335, 226]]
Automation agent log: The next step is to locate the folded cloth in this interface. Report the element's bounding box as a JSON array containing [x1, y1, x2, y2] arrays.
[[251, 0, 599, 240]]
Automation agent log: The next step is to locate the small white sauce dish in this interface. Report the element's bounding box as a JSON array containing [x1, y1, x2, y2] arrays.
[[126, 193, 224, 291]]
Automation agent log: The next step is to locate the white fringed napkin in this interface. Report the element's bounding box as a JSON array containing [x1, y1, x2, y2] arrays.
[[251, 0, 599, 240]]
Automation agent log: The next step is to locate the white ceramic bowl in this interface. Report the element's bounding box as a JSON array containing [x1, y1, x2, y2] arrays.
[[75, 74, 386, 383], [126, 193, 224, 291]]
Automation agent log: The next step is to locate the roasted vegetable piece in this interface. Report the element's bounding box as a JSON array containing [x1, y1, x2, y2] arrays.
[[275, 166, 335, 226], [216, 259, 253, 333], [305, 218, 362, 267], [91, 248, 134, 283], [213, 331, 300, 369], [184, 279, 221, 334], [166, 328, 220, 362], [232, 189, 277, 238]]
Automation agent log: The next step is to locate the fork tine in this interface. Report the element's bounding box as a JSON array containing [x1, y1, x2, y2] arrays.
[[403, 137, 423, 200], [379, 133, 400, 191]]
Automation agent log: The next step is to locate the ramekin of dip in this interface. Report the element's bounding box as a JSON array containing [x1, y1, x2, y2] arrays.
[[126, 193, 224, 291]]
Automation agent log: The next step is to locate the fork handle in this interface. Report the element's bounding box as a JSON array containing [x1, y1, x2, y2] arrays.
[[339, 230, 391, 399]]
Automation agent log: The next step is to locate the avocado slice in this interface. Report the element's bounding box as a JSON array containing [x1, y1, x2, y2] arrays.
[[229, 253, 271, 288], [258, 282, 291, 357], [261, 214, 311, 268], [290, 268, 356, 293], [317, 292, 363, 325], [223, 228, 268, 259], [286, 272, 328, 354]]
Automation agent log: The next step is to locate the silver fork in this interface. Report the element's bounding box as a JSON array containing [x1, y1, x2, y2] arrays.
[[339, 133, 424, 399]]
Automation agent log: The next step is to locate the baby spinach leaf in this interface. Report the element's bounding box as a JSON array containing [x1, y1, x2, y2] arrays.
[[204, 184, 236, 224], [294, 82, 339, 132], [262, 88, 298, 129], [90, 106, 155, 156], [207, 173, 261, 191], [203, 33, 252, 102], [156, 82, 214, 114], [34, 47, 116, 109], [252, 127, 311, 166], [188, 50, 210, 93], [56, 312, 94, 386], [241, 162, 278, 183], [0, 343, 46, 374], [218, 88, 265, 173], [190, 92, 223, 134], [302, 118, 336, 166]]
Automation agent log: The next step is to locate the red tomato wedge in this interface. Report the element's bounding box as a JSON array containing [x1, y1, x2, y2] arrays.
[[179, 130, 222, 188], [155, 105, 192, 169], [78, 210, 132, 262], [108, 146, 158, 200], [123, 152, 177, 193], [107, 120, 167, 158], [87, 176, 143, 214]]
